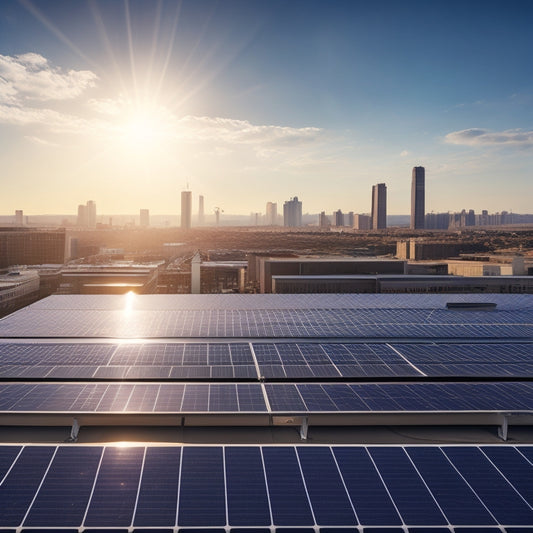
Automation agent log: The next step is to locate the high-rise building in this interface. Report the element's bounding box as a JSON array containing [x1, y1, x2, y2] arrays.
[[198, 195, 205, 226], [15, 210, 23, 226], [77, 204, 88, 227], [86, 201, 97, 228], [181, 190, 192, 230], [318, 211, 330, 228], [371, 183, 387, 229], [266, 202, 277, 226], [332, 210, 344, 227], [411, 166, 425, 229], [353, 214, 371, 230], [283, 196, 302, 227], [140, 209, 149, 228]]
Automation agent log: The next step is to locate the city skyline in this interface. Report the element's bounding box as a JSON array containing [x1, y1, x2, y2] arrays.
[[0, 0, 532, 216]]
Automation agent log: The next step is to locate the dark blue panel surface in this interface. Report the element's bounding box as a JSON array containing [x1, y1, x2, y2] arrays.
[[84, 447, 144, 527], [134, 447, 181, 527], [333, 447, 401, 526], [297, 447, 356, 526], [406, 447, 495, 525], [297, 385, 338, 411], [178, 447, 226, 527], [265, 384, 306, 411], [153, 384, 185, 412], [444, 447, 533, 525], [0, 446, 20, 481], [225, 447, 271, 526], [369, 447, 447, 525], [24, 447, 102, 527], [323, 384, 370, 411], [236, 384, 266, 412], [481, 447, 533, 507], [181, 385, 209, 411], [262, 447, 314, 526], [209, 384, 238, 412], [0, 446, 54, 526]]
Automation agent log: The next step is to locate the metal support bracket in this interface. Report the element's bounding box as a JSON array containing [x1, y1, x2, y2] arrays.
[[498, 415, 509, 441], [300, 417, 309, 441], [68, 418, 80, 442]]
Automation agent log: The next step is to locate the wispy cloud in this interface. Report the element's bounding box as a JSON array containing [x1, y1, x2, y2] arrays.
[[0, 53, 97, 102], [176, 116, 323, 146], [0, 53, 323, 155], [445, 128, 533, 147]]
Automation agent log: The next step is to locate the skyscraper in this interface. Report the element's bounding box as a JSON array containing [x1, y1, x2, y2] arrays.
[[283, 196, 302, 227], [15, 210, 23, 226], [411, 166, 425, 229], [371, 183, 387, 229], [140, 209, 149, 227], [198, 195, 205, 226], [266, 202, 277, 225], [181, 190, 192, 230], [86, 200, 97, 228]]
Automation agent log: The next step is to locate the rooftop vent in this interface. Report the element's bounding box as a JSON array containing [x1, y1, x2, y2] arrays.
[[446, 302, 497, 311]]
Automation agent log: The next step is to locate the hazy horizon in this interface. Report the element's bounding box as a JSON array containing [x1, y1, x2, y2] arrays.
[[1, 0, 532, 216]]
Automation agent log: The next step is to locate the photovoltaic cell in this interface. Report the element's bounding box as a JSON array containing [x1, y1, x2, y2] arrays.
[[24, 447, 102, 527], [133, 447, 181, 527], [225, 447, 271, 526], [178, 447, 226, 527], [84, 447, 144, 527]]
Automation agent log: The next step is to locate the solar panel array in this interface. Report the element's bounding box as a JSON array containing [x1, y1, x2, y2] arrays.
[[0, 306, 531, 338], [0, 381, 532, 414], [0, 444, 532, 530]]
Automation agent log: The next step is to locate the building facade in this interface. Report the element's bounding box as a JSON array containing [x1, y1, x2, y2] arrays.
[[265, 202, 277, 225], [411, 166, 425, 229], [181, 190, 192, 230], [371, 183, 387, 229], [283, 196, 302, 227], [140, 209, 149, 228]]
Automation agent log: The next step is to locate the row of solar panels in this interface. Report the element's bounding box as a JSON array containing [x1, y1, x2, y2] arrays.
[[28, 293, 533, 310], [0, 342, 532, 380], [1, 381, 532, 413], [0, 308, 531, 338], [0, 445, 532, 528]]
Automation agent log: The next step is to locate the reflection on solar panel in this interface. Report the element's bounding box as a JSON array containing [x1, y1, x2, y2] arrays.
[[2, 341, 531, 381], [1, 301, 531, 338], [0, 343, 258, 381], [392, 343, 533, 378], [266, 382, 533, 412], [0, 444, 532, 529], [0, 383, 267, 412], [1, 382, 532, 413]]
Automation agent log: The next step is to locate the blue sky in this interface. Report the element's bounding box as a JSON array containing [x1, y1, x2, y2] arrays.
[[0, 0, 532, 216]]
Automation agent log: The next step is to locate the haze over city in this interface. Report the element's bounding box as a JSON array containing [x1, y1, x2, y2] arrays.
[[0, 0, 532, 216]]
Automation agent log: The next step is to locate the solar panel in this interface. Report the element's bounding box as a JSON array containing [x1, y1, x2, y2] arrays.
[[266, 382, 533, 412], [1, 302, 531, 338], [1, 444, 533, 529], [0, 383, 268, 413], [0, 342, 259, 381]]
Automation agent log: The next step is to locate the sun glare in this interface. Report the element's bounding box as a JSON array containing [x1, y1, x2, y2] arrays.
[[116, 103, 173, 151]]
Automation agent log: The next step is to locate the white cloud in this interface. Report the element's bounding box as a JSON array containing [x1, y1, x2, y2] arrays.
[[400, 150, 409, 157], [176, 115, 323, 146], [0, 53, 97, 102], [87, 97, 123, 116], [445, 128, 533, 147]]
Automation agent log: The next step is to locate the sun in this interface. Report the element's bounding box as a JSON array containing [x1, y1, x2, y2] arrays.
[[116, 101, 174, 152]]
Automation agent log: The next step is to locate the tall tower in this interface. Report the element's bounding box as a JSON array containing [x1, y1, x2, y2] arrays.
[[140, 209, 149, 228], [86, 200, 97, 228], [371, 183, 387, 229], [181, 190, 192, 230], [411, 166, 425, 229], [15, 210, 23, 226], [266, 202, 277, 225], [283, 197, 302, 227], [198, 195, 205, 226]]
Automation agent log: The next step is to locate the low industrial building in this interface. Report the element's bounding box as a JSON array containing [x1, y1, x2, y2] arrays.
[[272, 274, 533, 294]]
